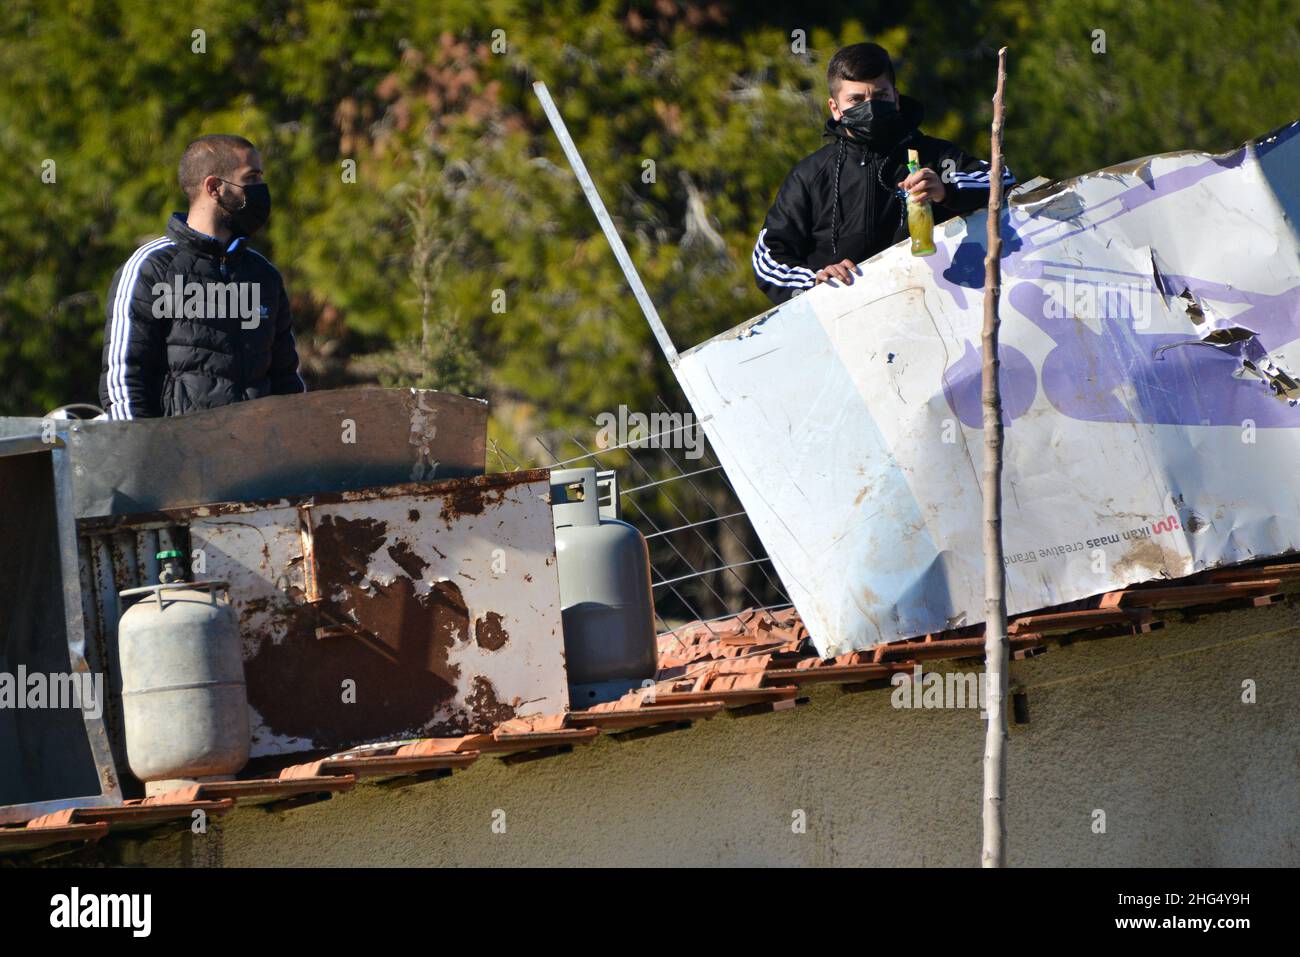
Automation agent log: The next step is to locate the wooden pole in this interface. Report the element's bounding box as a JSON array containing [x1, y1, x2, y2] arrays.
[[981, 46, 1010, 869]]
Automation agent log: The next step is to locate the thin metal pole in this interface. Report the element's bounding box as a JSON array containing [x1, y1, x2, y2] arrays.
[[533, 81, 678, 364]]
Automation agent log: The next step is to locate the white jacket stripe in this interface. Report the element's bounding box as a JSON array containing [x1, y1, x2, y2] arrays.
[[753, 228, 816, 287], [108, 237, 171, 419]]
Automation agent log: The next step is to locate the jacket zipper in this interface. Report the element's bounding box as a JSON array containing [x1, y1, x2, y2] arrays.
[[217, 253, 246, 390]]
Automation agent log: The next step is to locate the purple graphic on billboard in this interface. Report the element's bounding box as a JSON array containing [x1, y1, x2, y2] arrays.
[[930, 125, 1300, 429]]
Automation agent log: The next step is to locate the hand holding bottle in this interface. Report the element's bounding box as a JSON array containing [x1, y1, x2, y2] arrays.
[[897, 166, 947, 204], [902, 149, 937, 257]]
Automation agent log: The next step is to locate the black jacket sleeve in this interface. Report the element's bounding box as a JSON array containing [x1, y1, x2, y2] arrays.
[[269, 281, 306, 395], [752, 166, 819, 305], [100, 248, 169, 419], [933, 143, 1017, 216]]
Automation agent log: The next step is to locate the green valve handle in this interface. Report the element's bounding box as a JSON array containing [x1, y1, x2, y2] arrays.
[[156, 548, 188, 585]]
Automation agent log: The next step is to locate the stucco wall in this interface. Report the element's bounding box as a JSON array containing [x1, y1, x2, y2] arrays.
[[124, 601, 1299, 867]]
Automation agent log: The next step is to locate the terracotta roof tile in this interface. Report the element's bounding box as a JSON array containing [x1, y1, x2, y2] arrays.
[[2, 556, 1296, 857], [0, 821, 108, 856]]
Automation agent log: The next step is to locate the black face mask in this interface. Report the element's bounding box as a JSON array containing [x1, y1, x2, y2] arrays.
[[837, 98, 900, 143], [216, 180, 271, 237]]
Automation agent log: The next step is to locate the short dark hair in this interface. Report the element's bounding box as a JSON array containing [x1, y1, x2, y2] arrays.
[[827, 42, 895, 95], [178, 134, 257, 201]]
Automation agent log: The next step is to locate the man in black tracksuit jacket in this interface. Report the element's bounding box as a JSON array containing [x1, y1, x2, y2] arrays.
[[753, 42, 1015, 305], [99, 134, 304, 419]]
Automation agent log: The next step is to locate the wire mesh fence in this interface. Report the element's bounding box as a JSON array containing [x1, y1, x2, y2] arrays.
[[489, 396, 790, 635]]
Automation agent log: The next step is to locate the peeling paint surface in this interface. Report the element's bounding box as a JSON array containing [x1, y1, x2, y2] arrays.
[[160, 471, 571, 757], [676, 120, 1300, 656], [405, 388, 441, 482]]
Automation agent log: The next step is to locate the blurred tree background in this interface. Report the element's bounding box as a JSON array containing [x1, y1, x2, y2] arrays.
[[1, 0, 1295, 624]]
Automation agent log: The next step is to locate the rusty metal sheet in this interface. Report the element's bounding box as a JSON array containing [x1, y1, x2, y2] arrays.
[[168, 470, 569, 757], [0, 388, 488, 519]]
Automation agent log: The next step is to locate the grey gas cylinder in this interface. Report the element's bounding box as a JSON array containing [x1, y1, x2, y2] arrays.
[[550, 468, 658, 706], [117, 580, 250, 796]]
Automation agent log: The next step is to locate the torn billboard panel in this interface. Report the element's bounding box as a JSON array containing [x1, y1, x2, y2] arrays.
[[677, 120, 1300, 657]]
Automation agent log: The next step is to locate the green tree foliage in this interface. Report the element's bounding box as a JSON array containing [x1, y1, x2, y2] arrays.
[[4, 0, 1292, 420], [1, 1, 1293, 616], [1003, 0, 1299, 179]]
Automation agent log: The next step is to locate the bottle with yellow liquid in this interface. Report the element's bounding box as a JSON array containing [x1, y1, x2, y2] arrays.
[[906, 148, 936, 257]]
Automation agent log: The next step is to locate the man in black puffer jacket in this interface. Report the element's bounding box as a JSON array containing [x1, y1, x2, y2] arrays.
[[99, 134, 304, 419], [753, 42, 1015, 305]]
